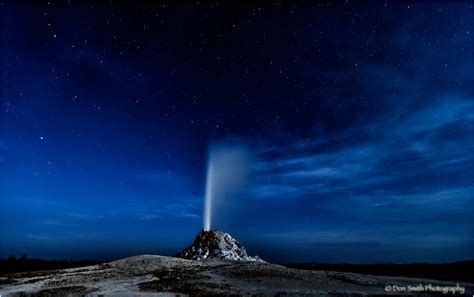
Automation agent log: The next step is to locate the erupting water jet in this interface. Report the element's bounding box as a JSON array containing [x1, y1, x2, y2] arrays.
[[203, 156, 214, 231], [201, 143, 253, 232]]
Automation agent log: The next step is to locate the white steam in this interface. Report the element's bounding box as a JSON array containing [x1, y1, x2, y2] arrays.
[[203, 143, 252, 231]]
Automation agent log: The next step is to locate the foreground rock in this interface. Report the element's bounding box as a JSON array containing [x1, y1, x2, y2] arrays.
[[175, 230, 262, 261], [0, 255, 472, 296]]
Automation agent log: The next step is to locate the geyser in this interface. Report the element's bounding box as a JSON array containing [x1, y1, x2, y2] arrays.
[[203, 155, 214, 231], [179, 142, 261, 262], [202, 143, 252, 231]]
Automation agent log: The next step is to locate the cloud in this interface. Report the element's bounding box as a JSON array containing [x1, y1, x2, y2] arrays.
[[238, 94, 473, 261], [253, 96, 473, 201]]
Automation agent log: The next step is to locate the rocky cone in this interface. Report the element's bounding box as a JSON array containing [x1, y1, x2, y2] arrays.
[[175, 230, 263, 262]]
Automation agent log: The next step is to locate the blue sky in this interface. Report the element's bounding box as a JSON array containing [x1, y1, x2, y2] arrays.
[[0, 2, 472, 263]]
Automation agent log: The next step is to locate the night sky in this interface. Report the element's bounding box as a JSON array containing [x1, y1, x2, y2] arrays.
[[1, 2, 473, 263]]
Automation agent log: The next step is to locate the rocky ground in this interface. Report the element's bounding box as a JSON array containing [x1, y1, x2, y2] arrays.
[[0, 255, 472, 296]]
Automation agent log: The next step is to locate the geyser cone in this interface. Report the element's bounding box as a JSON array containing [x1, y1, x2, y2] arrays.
[[175, 230, 262, 262]]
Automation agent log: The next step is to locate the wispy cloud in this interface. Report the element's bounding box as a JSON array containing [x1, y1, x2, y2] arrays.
[[253, 97, 473, 201], [238, 95, 474, 262]]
